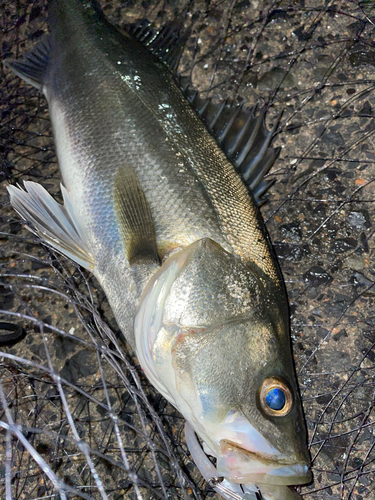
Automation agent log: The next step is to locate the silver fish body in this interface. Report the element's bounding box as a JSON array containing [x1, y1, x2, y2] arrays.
[[6, 0, 311, 497]]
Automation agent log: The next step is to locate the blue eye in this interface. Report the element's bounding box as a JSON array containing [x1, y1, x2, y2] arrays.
[[265, 387, 286, 411], [260, 377, 293, 416]]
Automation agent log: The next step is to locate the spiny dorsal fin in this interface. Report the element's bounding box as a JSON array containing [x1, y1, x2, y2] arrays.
[[182, 81, 281, 205], [7, 181, 94, 270], [125, 20, 189, 74], [4, 35, 50, 89], [114, 166, 159, 265], [127, 17, 280, 205]]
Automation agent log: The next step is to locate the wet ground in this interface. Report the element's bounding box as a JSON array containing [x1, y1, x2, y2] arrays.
[[1, 1, 375, 499]]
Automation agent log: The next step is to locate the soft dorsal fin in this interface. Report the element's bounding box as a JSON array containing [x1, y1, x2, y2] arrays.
[[114, 166, 159, 265], [4, 35, 50, 89], [124, 20, 189, 74], [124, 20, 279, 204], [180, 77, 281, 205]]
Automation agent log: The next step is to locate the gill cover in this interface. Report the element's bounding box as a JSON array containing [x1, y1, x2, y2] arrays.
[[135, 238, 310, 485], [135, 237, 261, 412]]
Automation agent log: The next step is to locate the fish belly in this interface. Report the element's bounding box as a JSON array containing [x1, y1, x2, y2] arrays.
[[43, 42, 229, 345]]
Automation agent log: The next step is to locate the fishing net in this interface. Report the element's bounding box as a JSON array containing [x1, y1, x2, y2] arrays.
[[1, 0, 375, 499]]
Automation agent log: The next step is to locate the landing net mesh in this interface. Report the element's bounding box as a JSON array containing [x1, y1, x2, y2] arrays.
[[1, 1, 375, 499]]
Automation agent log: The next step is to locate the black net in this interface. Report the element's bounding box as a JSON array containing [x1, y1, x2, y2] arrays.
[[1, 1, 375, 499]]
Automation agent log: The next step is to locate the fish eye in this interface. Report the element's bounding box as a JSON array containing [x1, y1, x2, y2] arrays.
[[259, 377, 293, 417]]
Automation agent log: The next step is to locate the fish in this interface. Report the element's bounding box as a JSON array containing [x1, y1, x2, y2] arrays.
[[4, 0, 311, 498]]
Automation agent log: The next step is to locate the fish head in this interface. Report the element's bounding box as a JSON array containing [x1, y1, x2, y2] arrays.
[[135, 238, 311, 486]]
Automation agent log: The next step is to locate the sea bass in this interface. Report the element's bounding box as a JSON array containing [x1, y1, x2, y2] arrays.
[[5, 0, 310, 498]]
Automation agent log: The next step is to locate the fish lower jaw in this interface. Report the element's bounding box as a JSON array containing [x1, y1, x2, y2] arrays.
[[218, 464, 311, 487], [237, 467, 312, 486], [216, 440, 311, 486]]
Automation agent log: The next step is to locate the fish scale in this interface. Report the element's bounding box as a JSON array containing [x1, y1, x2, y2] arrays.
[[52, 0, 279, 282], [5, 1, 311, 499], [54, 37, 229, 263]]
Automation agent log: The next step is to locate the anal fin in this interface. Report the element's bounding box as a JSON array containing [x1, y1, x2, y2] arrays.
[[7, 181, 94, 270], [114, 167, 159, 265], [4, 35, 50, 90]]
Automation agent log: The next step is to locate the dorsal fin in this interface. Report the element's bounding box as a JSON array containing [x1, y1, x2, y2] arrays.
[[4, 35, 50, 89], [114, 166, 159, 265], [124, 20, 189, 74], [180, 78, 281, 205], [125, 20, 279, 204]]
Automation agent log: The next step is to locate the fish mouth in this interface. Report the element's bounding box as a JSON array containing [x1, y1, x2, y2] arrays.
[[217, 440, 311, 486]]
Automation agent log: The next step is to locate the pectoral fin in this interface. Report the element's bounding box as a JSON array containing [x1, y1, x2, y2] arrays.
[[7, 181, 94, 270], [114, 167, 159, 265]]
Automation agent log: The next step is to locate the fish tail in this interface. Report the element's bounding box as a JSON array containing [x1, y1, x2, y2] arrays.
[[48, 0, 107, 34]]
